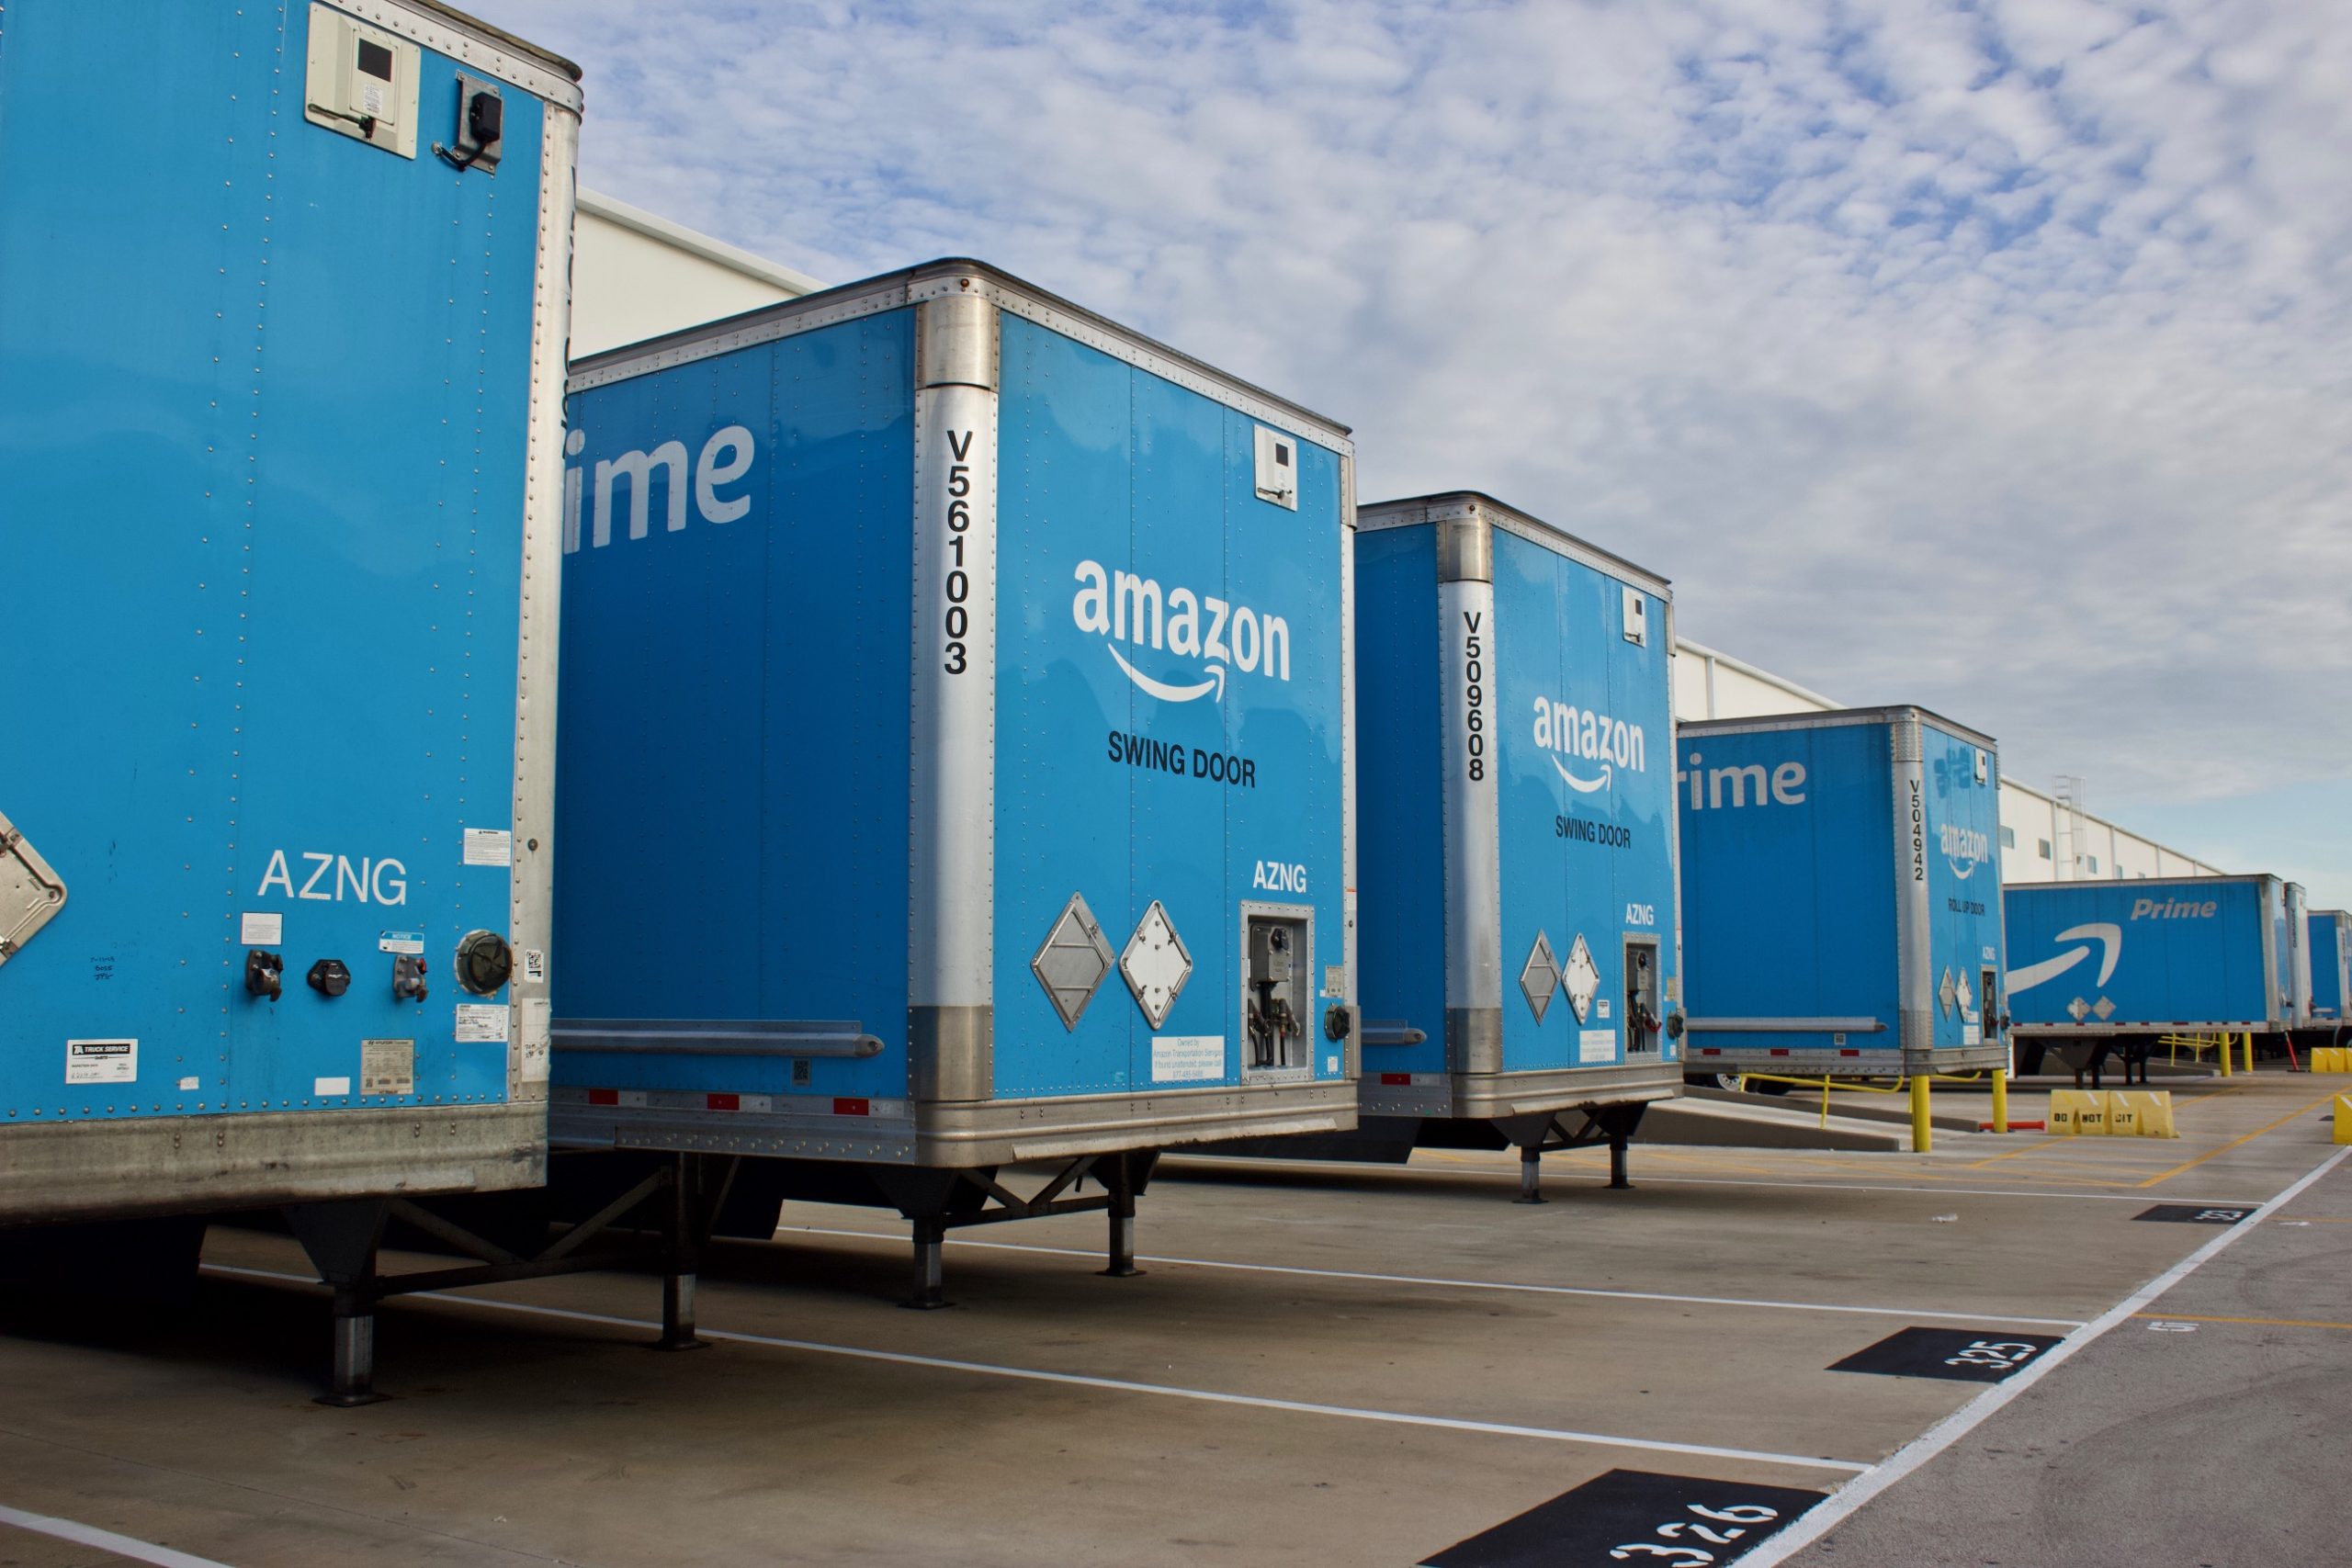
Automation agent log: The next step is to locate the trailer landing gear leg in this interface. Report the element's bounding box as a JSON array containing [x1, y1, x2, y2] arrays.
[[288, 1200, 391, 1407], [1514, 1144, 1544, 1204], [1099, 1152, 1144, 1279], [654, 1154, 706, 1351], [902, 1218, 949, 1311], [322, 1283, 380, 1407], [1609, 1134, 1633, 1190]]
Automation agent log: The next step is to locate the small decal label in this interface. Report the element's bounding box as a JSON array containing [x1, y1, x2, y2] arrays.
[[378, 930, 425, 955], [177, 1076, 199, 1092], [1962, 1022, 1982, 1046], [66, 1039, 136, 1084], [454, 1002, 507, 1044], [517, 998, 550, 1084], [1323, 964, 1345, 998], [360, 1038, 415, 1096], [522, 948, 548, 985], [1150, 1033, 1225, 1083], [462, 828, 513, 867], [240, 912, 283, 945], [1578, 1029, 1618, 1064], [1596, 998, 1612, 1021], [313, 1076, 352, 1097]]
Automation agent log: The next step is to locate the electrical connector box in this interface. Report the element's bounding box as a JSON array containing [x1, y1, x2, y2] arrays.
[[1253, 425, 1298, 510], [304, 4, 420, 159]]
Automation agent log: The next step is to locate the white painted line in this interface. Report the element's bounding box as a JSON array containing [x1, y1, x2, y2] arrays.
[[203, 1266, 1872, 1475], [1568, 1174, 2268, 1205], [775, 1224, 2089, 1328], [0, 1502, 235, 1568], [1733, 1144, 2352, 1568], [1160, 1153, 2263, 1205]]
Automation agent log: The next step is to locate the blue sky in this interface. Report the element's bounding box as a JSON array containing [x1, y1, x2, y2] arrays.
[[482, 0, 2351, 905]]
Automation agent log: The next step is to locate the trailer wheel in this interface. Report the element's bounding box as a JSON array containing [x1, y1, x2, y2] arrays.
[[1689, 1071, 1786, 1095]]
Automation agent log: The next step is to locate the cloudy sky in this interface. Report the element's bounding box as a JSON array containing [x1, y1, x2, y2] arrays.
[[482, 0, 2351, 905]]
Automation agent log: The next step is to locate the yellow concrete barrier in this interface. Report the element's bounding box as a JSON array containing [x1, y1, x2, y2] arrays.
[[2049, 1089, 2106, 1135], [2335, 1096, 2352, 1145], [2107, 1089, 2177, 1138], [2313, 1046, 2347, 1074]]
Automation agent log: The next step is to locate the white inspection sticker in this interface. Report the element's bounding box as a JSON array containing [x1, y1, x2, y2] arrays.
[[177, 1076, 200, 1092], [66, 1039, 137, 1084], [1150, 1034, 1226, 1084], [1324, 964, 1347, 998], [361, 1037, 414, 1096], [1577, 1029, 1619, 1064], [517, 998, 550, 1084], [454, 1003, 507, 1044], [521, 947, 548, 985], [462, 828, 513, 867], [239, 912, 282, 945], [314, 1076, 352, 1097]]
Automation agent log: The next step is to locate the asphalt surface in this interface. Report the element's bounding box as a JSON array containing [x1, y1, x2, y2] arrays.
[[0, 1070, 2339, 1567]]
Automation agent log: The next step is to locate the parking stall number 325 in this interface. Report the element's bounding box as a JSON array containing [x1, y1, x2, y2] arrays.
[[1611, 1503, 1782, 1564]]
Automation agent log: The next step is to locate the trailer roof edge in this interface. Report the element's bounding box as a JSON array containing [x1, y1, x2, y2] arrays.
[[567, 258, 1352, 453], [1679, 704, 1998, 752], [1358, 492, 1671, 599]]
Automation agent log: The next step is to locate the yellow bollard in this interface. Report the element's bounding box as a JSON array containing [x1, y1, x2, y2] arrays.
[[2245, 1032, 2258, 1075], [2335, 1095, 2352, 1145], [1991, 1066, 2009, 1134], [1911, 1075, 1931, 1154], [2218, 1032, 2232, 1077]]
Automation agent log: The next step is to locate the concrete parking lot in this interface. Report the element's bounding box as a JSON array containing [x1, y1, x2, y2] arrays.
[[3, 1070, 2344, 1568]]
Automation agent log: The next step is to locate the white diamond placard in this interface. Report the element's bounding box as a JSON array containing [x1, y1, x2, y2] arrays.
[[2067, 996, 2091, 1021], [1121, 900, 1193, 1031], [1563, 933, 1600, 1024], [1938, 967, 1958, 1019], [2092, 995, 2116, 1021]]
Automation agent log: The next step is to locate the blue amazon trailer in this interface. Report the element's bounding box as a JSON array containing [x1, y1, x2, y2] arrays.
[[553, 261, 1359, 1305], [2310, 910, 2350, 1030], [2005, 875, 2304, 1063], [1337, 494, 1682, 1201], [0, 1, 580, 1397], [1678, 707, 2011, 1111]]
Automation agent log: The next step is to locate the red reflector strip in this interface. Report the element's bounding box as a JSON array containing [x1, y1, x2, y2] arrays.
[[1769, 1048, 1790, 1056], [1698, 1048, 1720, 1056], [833, 1097, 870, 1116], [707, 1093, 741, 1111], [1380, 1073, 1411, 1085], [1840, 1048, 1861, 1056], [587, 1089, 618, 1106]]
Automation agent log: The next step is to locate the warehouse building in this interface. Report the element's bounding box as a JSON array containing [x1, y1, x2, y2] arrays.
[[571, 190, 2223, 889]]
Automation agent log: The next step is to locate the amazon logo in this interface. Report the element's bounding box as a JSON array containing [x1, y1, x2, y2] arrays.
[[1534, 696, 1648, 795], [1070, 559, 1292, 704], [2005, 923, 2122, 996]]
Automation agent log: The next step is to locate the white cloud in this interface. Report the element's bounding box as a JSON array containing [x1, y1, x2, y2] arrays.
[[485, 0, 2351, 838]]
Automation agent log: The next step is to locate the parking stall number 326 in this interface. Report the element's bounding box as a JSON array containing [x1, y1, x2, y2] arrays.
[[1611, 1503, 1782, 1564]]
